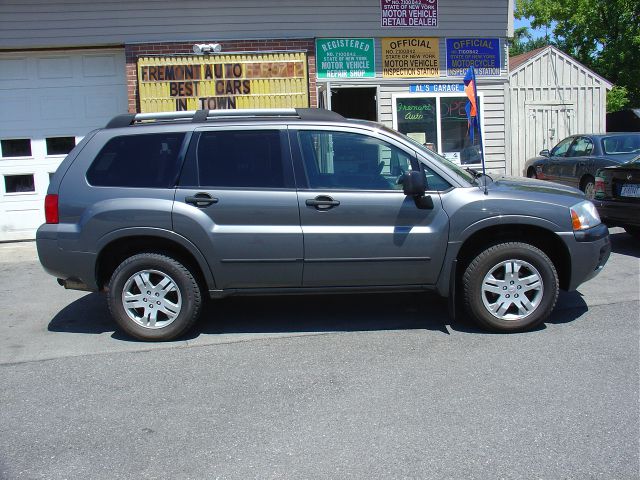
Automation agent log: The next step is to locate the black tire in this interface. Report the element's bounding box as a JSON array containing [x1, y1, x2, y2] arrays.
[[581, 175, 595, 199], [107, 253, 202, 341], [527, 167, 537, 179], [462, 242, 559, 332]]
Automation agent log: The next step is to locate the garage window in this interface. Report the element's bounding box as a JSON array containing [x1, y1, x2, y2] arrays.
[[4, 174, 35, 193], [1, 139, 32, 158], [46, 137, 76, 156]]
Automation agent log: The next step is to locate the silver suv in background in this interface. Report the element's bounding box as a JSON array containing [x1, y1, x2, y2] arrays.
[[37, 109, 611, 341]]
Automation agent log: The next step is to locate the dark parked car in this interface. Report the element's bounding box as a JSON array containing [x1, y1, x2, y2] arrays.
[[594, 155, 640, 239], [523, 133, 640, 198]]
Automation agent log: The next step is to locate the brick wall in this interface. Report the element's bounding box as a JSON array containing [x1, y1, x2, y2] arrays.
[[125, 39, 317, 113]]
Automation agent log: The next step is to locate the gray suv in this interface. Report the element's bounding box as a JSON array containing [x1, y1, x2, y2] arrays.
[[37, 108, 611, 341]]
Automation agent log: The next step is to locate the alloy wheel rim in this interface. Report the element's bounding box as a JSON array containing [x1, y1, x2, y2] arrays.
[[121, 269, 182, 329], [481, 259, 544, 321]]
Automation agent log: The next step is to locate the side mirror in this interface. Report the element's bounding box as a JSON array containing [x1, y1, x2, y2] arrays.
[[399, 171, 426, 197], [539, 149, 550, 157], [399, 171, 433, 209]]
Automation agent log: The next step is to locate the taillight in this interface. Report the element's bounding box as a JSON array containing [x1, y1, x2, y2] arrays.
[[44, 194, 59, 224], [594, 176, 605, 198]]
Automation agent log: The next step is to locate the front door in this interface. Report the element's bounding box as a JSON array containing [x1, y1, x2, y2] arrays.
[[544, 136, 575, 182], [173, 127, 303, 290], [290, 127, 449, 287]]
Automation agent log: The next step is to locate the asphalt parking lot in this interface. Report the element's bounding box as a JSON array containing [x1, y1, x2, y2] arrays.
[[0, 229, 638, 479]]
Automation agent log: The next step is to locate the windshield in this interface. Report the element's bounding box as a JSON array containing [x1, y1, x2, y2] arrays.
[[394, 128, 477, 183], [601, 134, 640, 155]]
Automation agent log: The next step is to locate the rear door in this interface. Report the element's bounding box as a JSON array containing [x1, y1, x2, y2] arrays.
[[173, 126, 303, 290], [290, 126, 450, 287]]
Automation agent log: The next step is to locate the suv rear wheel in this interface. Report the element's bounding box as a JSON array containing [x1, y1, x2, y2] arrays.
[[107, 253, 202, 341], [463, 242, 559, 332]]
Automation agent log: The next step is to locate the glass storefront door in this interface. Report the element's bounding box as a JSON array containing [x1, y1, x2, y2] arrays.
[[393, 93, 484, 166]]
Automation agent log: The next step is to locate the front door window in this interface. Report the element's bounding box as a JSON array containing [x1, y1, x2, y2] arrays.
[[298, 130, 414, 190], [550, 137, 574, 157]]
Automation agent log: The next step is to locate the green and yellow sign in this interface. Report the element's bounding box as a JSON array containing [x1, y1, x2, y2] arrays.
[[137, 52, 309, 112]]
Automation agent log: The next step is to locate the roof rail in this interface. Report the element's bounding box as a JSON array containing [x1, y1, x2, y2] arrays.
[[105, 108, 344, 128]]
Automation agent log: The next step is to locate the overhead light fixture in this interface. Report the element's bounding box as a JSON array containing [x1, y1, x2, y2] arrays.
[[193, 43, 222, 54]]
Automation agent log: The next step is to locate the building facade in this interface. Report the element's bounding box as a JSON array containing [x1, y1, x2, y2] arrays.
[[0, 0, 513, 240]]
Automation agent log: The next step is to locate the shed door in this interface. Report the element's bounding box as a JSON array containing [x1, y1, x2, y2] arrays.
[[526, 104, 575, 162]]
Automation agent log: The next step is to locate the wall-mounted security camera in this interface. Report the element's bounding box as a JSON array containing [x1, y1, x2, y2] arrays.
[[193, 43, 222, 54]]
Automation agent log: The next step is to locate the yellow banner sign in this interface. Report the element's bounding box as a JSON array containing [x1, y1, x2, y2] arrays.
[[382, 38, 439, 78], [137, 52, 309, 112]]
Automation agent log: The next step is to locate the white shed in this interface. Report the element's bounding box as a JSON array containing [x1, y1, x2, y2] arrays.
[[507, 45, 612, 176]]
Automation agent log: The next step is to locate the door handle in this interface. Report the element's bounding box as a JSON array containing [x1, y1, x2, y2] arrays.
[[185, 193, 219, 208], [306, 195, 340, 210]]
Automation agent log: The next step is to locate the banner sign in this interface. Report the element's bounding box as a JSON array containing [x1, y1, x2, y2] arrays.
[[410, 83, 464, 93], [316, 39, 375, 79], [382, 38, 439, 78], [446, 38, 501, 76], [137, 52, 309, 112], [381, 0, 438, 27]]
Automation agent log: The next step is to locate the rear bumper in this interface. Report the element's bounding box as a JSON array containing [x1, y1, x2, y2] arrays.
[[36, 225, 98, 291], [593, 199, 640, 228], [560, 223, 611, 291]]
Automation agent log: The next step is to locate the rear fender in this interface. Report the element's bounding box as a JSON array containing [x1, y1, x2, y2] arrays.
[[96, 227, 216, 290]]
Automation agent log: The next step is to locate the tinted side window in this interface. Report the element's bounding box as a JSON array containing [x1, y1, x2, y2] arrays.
[[87, 133, 185, 188], [197, 130, 284, 188], [550, 137, 574, 157], [298, 130, 413, 190]]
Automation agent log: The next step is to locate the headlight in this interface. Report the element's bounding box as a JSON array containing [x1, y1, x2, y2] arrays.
[[570, 200, 601, 230]]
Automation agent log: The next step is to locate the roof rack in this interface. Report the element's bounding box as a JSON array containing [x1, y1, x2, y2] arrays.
[[105, 108, 344, 128]]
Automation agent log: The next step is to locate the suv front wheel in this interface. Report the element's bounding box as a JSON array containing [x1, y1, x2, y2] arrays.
[[107, 253, 202, 341], [463, 242, 559, 332]]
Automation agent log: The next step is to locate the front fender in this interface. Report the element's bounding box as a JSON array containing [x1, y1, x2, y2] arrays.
[[435, 215, 565, 297]]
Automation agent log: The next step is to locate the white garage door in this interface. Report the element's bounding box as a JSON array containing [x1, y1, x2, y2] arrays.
[[0, 49, 127, 241]]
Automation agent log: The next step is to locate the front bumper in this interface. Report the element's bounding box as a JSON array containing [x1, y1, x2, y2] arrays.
[[560, 223, 611, 291]]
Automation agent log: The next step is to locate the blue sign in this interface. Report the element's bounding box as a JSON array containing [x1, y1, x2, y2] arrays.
[[410, 83, 464, 93], [446, 38, 500, 76]]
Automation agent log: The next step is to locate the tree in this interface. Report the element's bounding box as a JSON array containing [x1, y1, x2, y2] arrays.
[[516, 0, 640, 109], [607, 86, 630, 113], [509, 26, 552, 57]]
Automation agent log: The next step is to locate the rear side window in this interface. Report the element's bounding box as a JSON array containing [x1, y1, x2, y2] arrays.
[[197, 130, 284, 188], [87, 133, 185, 188], [567, 137, 594, 157]]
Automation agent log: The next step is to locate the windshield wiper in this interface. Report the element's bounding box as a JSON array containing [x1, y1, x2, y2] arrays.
[[464, 167, 481, 178], [465, 167, 493, 188]]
